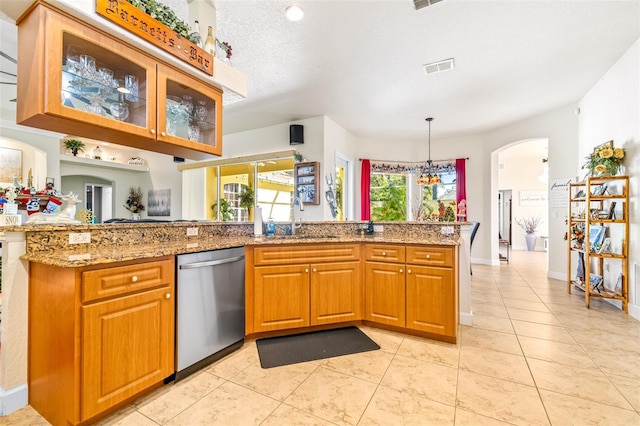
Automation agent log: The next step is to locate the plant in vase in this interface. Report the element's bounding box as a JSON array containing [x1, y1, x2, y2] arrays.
[[515, 216, 542, 251], [124, 186, 145, 218], [63, 138, 85, 156]]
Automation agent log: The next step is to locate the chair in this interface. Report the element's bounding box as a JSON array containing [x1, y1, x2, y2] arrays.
[[469, 221, 480, 275]]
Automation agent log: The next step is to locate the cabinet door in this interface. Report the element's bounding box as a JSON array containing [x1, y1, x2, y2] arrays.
[[157, 64, 223, 157], [364, 261, 405, 327], [81, 286, 174, 420], [310, 261, 362, 325], [254, 265, 310, 332], [17, 5, 157, 142], [406, 265, 455, 337]]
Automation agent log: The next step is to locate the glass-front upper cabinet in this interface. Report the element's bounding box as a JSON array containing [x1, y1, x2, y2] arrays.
[[157, 65, 223, 156], [17, 3, 224, 160], [17, 5, 157, 141]]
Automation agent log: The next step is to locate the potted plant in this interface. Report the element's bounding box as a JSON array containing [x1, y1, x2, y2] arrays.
[[212, 198, 234, 221], [239, 184, 255, 219], [515, 216, 542, 251], [63, 138, 85, 156]]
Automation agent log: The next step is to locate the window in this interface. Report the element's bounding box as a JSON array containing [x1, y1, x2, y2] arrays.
[[370, 172, 407, 221], [368, 161, 458, 222]]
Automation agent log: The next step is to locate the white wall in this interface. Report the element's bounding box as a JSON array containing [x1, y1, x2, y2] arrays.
[[578, 38, 639, 318], [222, 116, 327, 220], [0, 121, 185, 221]]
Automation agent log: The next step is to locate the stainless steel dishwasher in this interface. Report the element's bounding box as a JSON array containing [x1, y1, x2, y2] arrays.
[[175, 246, 245, 380]]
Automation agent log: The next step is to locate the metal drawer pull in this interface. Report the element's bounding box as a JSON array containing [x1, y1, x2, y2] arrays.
[[382, 252, 386, 256], [426, 254, 431, 259], [399, 268, 403, 273], [407, 269, 412, 274], [305, 268, 309, 272], [165, 293, 171, 299], [132, 275, 138, 282]]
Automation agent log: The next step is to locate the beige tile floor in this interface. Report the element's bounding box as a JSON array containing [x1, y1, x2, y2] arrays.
[[4, 250, 640, 425]]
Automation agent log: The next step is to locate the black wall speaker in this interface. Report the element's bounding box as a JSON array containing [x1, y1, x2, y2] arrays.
[[173, 156, 185, 163], [290, 124, 304, 145]]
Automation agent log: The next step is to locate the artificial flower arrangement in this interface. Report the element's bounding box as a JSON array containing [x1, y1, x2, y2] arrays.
[[124, 187, 145, 213], [515, 216, 542, 234], [570, 222, 585, 248], [583, 140, 625, 176]]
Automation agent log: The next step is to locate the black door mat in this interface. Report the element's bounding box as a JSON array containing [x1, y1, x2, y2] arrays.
[[256, 326, 380, 369]]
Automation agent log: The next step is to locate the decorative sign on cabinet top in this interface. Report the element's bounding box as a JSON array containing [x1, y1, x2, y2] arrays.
[[96, 0, 213, 75]]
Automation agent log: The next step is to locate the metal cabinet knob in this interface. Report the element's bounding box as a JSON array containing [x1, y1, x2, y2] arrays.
[[382, 252, 387, 256], [165, 293, 171, 299], [161, 131, 166, 137], [305, 268, 309, 273], [426, 254, 431, 259], [399, 268, 403, 273], [150, 129, 156, 135], [132, 275, 138, 282], [313, 268, 317, 272], [407, 269, 412, 274]]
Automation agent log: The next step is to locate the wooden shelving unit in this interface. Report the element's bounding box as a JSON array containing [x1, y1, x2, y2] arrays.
[[567, 176, 629, 312]]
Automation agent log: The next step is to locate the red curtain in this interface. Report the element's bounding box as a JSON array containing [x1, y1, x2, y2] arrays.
[[456, 158, 467, 221], [360, 159, 371, 220]]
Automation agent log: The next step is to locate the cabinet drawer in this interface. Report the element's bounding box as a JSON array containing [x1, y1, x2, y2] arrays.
[[364, 244, 405, 263], [254, 244, 360, 265], [82, 258, 174, 303], [406, 246, 453, 267]]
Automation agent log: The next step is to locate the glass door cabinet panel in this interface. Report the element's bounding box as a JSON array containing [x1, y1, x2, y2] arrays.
[[17, 5, 157, 142], [17, 3, 224, 160], [157, 65, 223, 156]]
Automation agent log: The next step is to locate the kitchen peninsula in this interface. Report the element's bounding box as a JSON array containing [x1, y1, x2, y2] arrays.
[[0, 220, 472, 424]]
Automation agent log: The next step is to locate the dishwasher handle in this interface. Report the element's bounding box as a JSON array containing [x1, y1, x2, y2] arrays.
[[179, 255, 245, 270]]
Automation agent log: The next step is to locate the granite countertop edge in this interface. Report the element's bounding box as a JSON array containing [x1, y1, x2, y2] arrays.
[[22, 234, 461, 267]]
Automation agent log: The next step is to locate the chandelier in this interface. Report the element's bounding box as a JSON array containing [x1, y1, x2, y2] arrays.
[[417, 117, 441, 185]]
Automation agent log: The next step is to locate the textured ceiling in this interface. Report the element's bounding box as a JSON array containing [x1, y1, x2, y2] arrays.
[[214, 0, 640, 141], [1, 1, 639, 144]]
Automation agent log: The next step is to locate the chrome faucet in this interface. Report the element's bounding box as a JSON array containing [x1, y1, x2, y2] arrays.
[[291, 197, 305, 235]]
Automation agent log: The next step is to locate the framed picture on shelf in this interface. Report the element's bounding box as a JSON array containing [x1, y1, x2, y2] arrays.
[[588, 225, 606, 253], [597, 237, 612, 254], [589, 274, 604, 293], [614, 273, 623, 295], [607, 202, 617, 219]]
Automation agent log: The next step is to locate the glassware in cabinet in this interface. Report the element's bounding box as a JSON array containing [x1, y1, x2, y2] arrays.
[[17, 5, 157, 143], [157, 64, 223, 157]]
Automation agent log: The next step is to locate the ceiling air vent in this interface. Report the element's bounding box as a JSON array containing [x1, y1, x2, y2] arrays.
[[423, 58, 455, 75], [413, 0, 445, 11]]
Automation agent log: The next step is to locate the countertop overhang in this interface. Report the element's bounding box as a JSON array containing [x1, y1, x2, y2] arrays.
[[8, 221, 468, 267]]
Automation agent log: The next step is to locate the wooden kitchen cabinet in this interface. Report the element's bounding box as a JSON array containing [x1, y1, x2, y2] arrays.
[[29, 256, 174, 425], [17, 3, 222, 160], [364, 244, 406, 327], [253, 265, 310, 332], [364, 244, 457, 341], [249, 244, 361, 334], [406, 265, 456, 336], [310, 261, 362, 325], [365, 262, 406, 327]]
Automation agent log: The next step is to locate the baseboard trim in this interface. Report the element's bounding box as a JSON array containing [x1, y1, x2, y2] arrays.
[[547, 270, 565, 281], [0, 384, 28, 416], [629, 304, 640, 321], [459, 311, 473, 326]]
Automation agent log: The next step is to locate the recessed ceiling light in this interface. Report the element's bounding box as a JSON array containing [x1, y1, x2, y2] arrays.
[[285, 5, 304, 21]]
